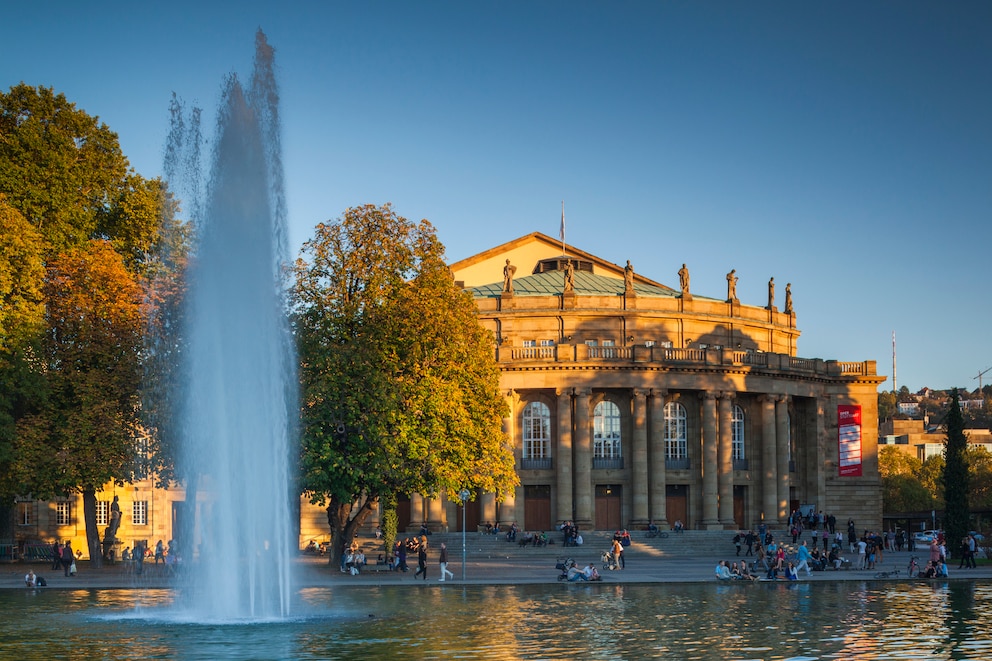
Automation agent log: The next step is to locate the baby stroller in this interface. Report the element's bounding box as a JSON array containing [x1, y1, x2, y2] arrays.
[[602, 550, 619, 571], [556, 557, 574, 581]]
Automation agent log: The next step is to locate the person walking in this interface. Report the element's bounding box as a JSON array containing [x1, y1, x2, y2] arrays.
[[438, 542, 455, 581], [796, 540, 813, 577], [414, 539, 428, 580]]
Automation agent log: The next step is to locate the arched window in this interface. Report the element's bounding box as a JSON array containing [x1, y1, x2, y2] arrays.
[[593, 401, 622, 459], [732, 405, 745, 461], [664, 402, 687, 460], [522, 401, 551, 461]]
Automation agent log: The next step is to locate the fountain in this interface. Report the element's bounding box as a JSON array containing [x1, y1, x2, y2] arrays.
[[165, 31, 296, 621]]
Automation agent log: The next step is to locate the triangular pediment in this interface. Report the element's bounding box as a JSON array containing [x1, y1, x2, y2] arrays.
[[449, 232, 673, 291]]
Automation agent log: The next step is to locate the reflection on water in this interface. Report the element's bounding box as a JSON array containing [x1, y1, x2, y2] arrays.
[[2, 581, 992, 659]]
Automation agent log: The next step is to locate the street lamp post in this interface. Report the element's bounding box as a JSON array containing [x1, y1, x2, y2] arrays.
[[459, 488, 470, 581]]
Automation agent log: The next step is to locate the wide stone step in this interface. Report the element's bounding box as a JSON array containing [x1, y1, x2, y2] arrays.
[[373, 529, 791, 560]]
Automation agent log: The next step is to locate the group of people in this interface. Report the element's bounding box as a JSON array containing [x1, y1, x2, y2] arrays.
[[564, 560, 602, 581], [388, 535, 454, 581], [49, 540, 77, 577], [714, 559, 759, 581], [559, 521, 583, 547]]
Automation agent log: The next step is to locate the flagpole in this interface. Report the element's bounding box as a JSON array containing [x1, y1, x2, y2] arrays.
[[560, 200, 565, 256]]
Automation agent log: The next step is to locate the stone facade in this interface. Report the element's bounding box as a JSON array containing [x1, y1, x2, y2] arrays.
[[439, 232, 885, 533]]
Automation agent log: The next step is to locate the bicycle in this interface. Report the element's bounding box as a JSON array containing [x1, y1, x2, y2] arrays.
[[645, 529, 669, 539], [874, 570, 900, 579]]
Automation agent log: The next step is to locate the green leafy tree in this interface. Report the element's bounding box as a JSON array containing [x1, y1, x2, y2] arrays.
[[883, 474, 934, 513], [919, 455, 945, 509], [878, 390, 897, 421], [293, 204, 517, 565], [966, 446, 992, 510], [12, 241, 145, 566], [943, 388, 970, 547], [0, 85, 128, 252], [0, 195, 46, 538]]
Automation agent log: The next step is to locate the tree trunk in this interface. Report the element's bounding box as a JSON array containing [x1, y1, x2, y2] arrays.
[[82, 488, 102, 568], [0, 498, 14, 544], [326, 498, 377, 567]]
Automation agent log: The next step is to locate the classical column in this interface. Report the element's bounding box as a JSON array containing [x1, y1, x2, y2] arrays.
[[410, 493, 424, 529], [500, 390, 517, 525], [700, 392, 719, 528], [556, 388, 574, 522], [776, 395, 791, 523], [501, 486, 517, 527], [426, 496, 444, 532], [631, 389, 649, 526], [760, 395, 778, 525], [480, 492, 496, 527], [574, 389, 593, 528], [717, 392, 735, 527], [649, 389, 668, 527]]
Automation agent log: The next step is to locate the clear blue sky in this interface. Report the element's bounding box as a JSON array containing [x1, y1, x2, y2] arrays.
[[4, 2, 991, 393]]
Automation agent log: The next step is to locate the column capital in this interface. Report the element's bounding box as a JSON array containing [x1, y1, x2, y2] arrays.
[[758, 393, 777, 404], [699, 391, 717, 402], [555, 387, 572, 398], [574, 388, 591, 398], [776, 394, 790, 404], [650, 388, 669, 401], [632, 388, 649, 399], [719, 390, 736, 401]]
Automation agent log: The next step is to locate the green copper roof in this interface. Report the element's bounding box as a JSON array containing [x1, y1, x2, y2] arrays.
[[468, 270, 683, 298]]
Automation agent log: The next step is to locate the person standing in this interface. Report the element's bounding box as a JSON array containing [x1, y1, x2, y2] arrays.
[[438, 542, 454, 582], [61, 541, 73, 577], [51, 540, 62, 571], [414, 539, 428, 580]]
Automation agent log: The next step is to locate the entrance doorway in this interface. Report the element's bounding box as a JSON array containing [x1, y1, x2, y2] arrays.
[[733, 485, 747, 529], [666, 484, 688, 529], [524, 485, 552, 530], [595, 485, 622, 530]]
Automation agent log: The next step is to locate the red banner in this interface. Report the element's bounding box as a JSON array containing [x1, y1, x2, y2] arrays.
[[838, 404, 862, 477]]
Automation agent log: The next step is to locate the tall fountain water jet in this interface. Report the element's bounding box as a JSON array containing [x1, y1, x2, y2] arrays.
[[166, 31, 296, 621]]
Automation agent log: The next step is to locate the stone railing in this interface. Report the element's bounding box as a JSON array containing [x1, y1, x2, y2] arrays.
[[497, 345, 876, 378]]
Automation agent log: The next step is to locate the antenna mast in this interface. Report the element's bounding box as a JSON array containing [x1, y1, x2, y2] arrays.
[[892, 331, 897, 393]]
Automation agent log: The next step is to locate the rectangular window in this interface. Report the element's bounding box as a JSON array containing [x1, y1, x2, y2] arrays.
[[133, 500, 148, 525], [56, 501, 71, 526], [18, 501, 31, 526], [585, 340, 598, 347], [522, 340, 536, 348], [96, 500, 109, 526], [602, 340, 615, 347], [540, 339, 555, 347], [644, 340, 655, 347]]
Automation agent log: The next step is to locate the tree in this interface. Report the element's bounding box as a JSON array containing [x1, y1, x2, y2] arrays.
[[943, 388, 970, 547], [878, 390, 897, 421], [293, 204, 517, 565], [0, 84, 129, 253], [919, 455, 945, 509], [966, 446, 992, 510], [12, 240, 146, 566], [878, 446, 921, 478], [0, 195, 46, 538]]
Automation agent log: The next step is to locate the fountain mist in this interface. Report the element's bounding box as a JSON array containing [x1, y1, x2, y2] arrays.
[[168, 31, 296, 621]]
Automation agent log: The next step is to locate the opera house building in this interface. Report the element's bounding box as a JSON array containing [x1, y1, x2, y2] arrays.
[[422, 232, 885, 534]]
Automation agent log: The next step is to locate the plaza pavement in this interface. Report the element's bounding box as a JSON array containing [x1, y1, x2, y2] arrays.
[[5, 548, 991, 590]]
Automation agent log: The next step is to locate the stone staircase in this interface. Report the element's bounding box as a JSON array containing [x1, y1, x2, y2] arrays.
[[379, 529, 785, 560]]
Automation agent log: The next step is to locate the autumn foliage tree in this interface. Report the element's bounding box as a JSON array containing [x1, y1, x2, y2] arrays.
[[1, 84, 175, 560], [293, 204, 517, 565]]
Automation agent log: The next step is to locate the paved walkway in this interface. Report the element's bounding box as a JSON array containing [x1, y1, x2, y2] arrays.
[[4, 549, 990, 589]]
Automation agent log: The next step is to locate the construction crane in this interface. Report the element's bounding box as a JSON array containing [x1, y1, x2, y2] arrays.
[[974, 366, 992, 392]]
